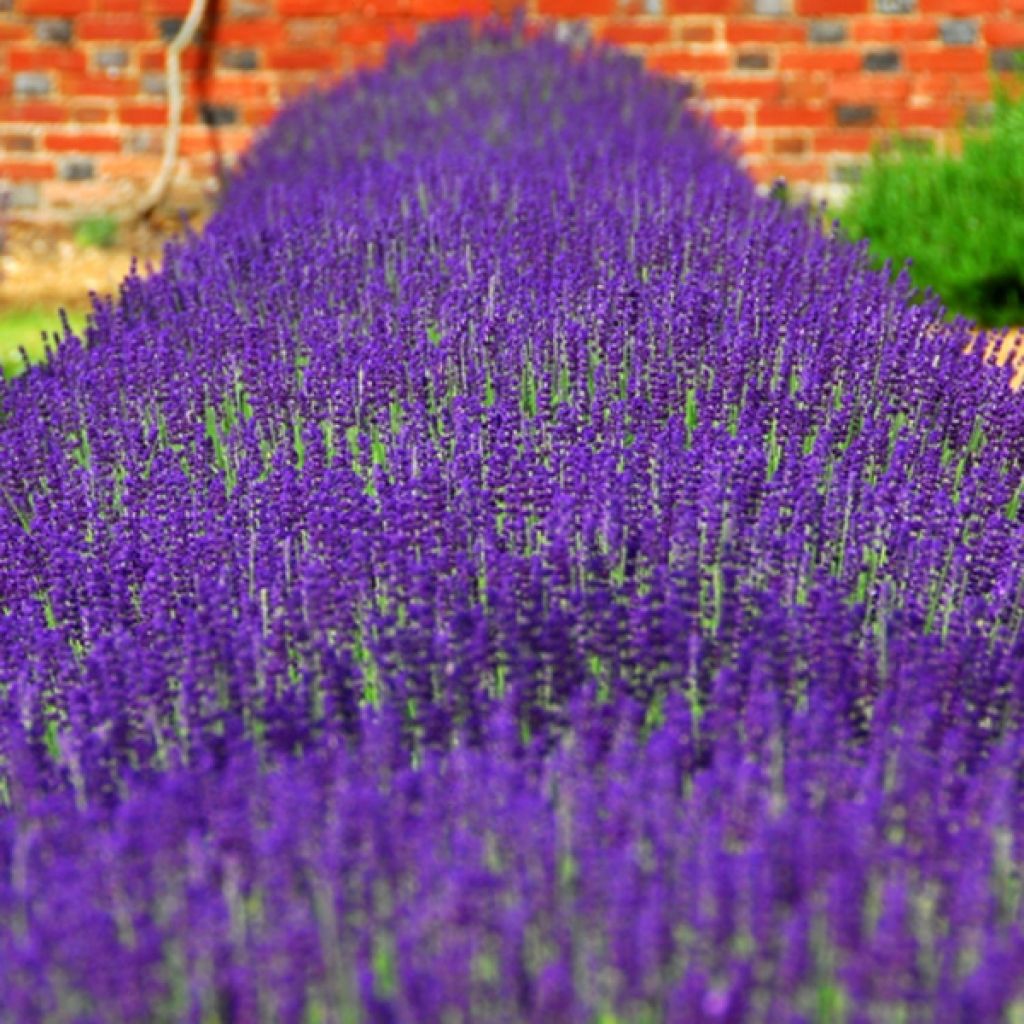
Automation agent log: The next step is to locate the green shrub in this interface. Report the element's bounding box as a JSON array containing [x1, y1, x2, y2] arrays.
[[73, 213, 119, 250], [839, 84, 1024, 327]]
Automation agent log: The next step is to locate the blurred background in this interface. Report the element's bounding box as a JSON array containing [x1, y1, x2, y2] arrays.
[[1, 0, 1022, 372]]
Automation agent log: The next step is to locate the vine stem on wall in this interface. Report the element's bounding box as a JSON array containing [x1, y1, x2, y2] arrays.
[[135, 0, 210, 220]]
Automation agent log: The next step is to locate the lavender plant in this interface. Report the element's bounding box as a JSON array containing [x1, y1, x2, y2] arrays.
[[1, 21, 1023, 1022]]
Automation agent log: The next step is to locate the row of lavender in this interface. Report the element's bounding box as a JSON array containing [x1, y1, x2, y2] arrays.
[[2, 23, 1024, 1021]]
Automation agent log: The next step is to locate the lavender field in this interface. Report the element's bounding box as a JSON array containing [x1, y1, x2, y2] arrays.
[[2, 22, 1024, 1023]]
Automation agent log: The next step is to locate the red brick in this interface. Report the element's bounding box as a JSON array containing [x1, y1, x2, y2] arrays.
[[725, 21, 805, 44], [43, 131, 121, 152], [679, 19, 721, 43], [704, 78, 782, 99], [669, 0, 735, 12], [152, 0, 196, 12], [245, 105, 279, 126], [68, 103, 112, 124], [769, 132, 811, 155], [214, 21, 286, 46], [795, 0, 867, 12], [955, 73, 995, 98], [779, 50, 861, 72], [983, 21, 1024, 47], [781, 76, 830, 102], [286, 16, 342, 46], [647, 50, 731, 74], [185, 78, 272, 103], [0, 24, 31, 42], [537, 0, 615, 13], [77, 14, 151, 42], [828, 75, 912, 103], [0, 160, 57, 180], [64, 74, 141, 98], [175, 126, 252, 156], [138, 52, 164, 72], [178, 130, 217, 157], [597, 21, 673, 45], [2, 102, 66, 123], [897, 106, 954, 128], [851, 18, 937, 43], [277, 0, 351, 11], [711, 105, 751, 129], [9, 48, 88, 73], [780, 159, 827, 182], [266, 48, 340, 71], [408, 0, 490, 14], [119, 103, 167, 126], [336, 21, 398, 47], [905, 47, 987, 73], [813, 128, 875, 152], [919, 0, 1000, 12], [757, 103, 831, 127], [212, 129, 252, 156], [20, 0, 89, 12]]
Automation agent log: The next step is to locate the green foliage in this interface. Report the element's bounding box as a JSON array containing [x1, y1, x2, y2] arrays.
[[0, 307, 87, 379], [73, 213, 119, 250], [839, 83, 1024, 328]]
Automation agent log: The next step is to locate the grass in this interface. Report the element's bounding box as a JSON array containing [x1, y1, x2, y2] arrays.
[[0, 307, 87, 380]]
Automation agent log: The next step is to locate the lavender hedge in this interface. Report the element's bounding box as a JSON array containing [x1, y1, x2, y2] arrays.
[[2, 22, 1024, 1022]]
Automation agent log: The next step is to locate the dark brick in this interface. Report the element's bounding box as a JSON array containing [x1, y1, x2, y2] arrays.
[[35, 18, 73, 44], [864, 49, 901, 71], [124, 131, 159, 154], [875, 0, 914, 12], [219, 48, 260, 71], [836, 104, 877, 126], [830, 162, 865, 185], [141, 73, 167, 96], [59, 158, 95, 182], [158, 18, 184, 42], [14, 72, 51, 98], [809, 20, 847, 44], [964, 102, 994, 127], [2, 134, 35, 152], [991, 49, 1024, 72], [199, 103, 239, 127], [939, 19, 978, 45], [736, 51, 772, 70], [96, 48, 129, 71]]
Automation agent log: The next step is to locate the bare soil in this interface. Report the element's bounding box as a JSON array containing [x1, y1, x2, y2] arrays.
[[0, 216, 197, 312]]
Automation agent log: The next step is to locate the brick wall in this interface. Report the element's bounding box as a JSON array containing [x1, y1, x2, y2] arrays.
[[1, 0, 1022, 221]]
